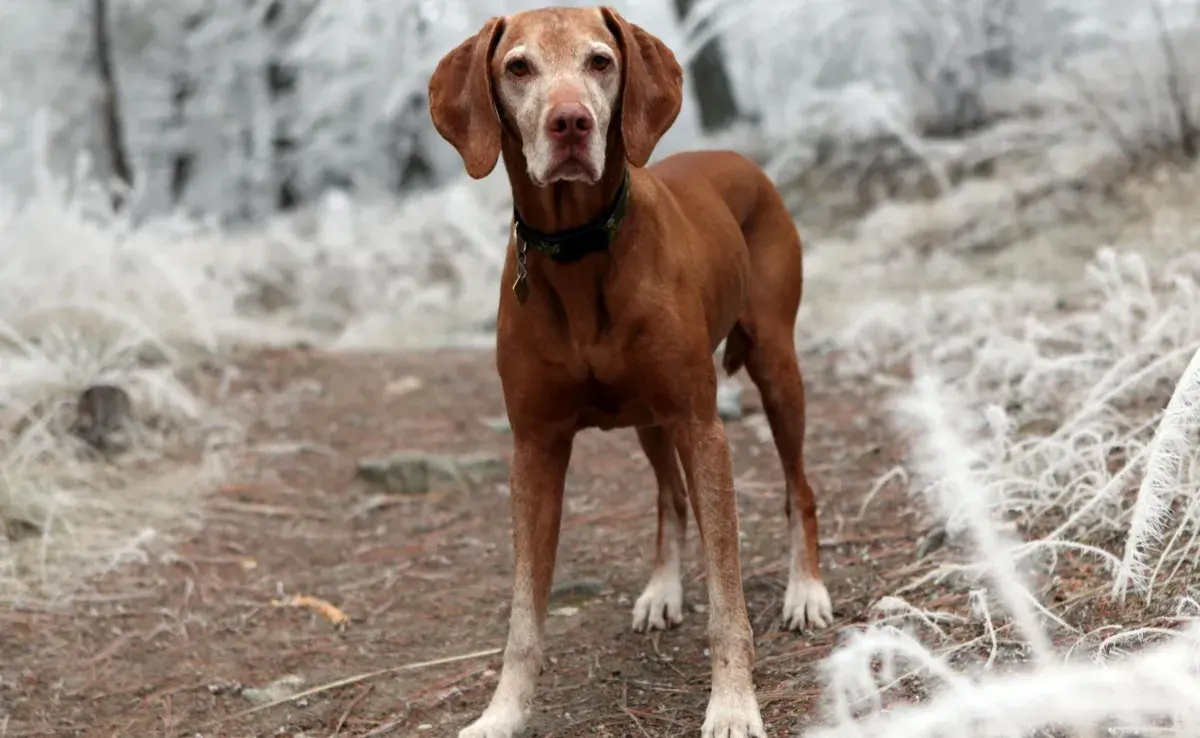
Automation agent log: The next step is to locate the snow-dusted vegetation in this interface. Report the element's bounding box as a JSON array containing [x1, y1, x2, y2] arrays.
[[2, 0, 1200, 734]]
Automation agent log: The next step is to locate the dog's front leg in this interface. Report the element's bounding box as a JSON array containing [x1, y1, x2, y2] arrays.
[[674, 418, 766, 738], [459, 429, 573, 738]]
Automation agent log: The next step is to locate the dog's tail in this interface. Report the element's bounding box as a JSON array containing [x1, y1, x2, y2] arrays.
[[721, 321, 753, 376]]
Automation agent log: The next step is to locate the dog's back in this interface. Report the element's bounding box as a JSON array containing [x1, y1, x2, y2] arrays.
[[650, 150, 786, 227], [645, 148, 806, 368]]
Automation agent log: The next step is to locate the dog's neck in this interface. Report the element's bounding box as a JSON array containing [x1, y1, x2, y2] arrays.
[[499, 135, 631, 341], [501, 135, 628, 237]]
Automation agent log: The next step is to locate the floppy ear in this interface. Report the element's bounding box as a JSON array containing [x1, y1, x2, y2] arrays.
[[600, 7, 684, 168], [427, 17, 506, 179]]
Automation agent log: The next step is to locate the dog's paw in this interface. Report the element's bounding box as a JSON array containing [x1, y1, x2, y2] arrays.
[[782, 576, 832, 631], [631, 573, 683, 632], [458, 701, 527, 738], [701, 687, 765, 738]]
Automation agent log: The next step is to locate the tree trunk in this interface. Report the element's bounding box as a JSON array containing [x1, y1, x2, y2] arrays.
[[91, 0, 133, 209], [263, 0, 302, 210], [394, 5, 435, 193], [671, 0, 745, 133]]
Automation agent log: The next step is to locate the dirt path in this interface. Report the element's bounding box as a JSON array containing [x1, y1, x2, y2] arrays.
[[4, 346, 931, 737]]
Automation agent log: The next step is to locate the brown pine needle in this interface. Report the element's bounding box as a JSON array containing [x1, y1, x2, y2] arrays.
[[185, 646, 502, 733], [332, 683, 373, 736], [272, 594, 349, 628]]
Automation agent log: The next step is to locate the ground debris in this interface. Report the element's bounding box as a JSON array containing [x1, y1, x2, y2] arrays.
[[207, 680, 243, 697], [272, 594, 350, 629], [241, 674, 305, 705], [356, 450, 508, 494], [550, 578, 606, 604], [384, 375, 424, 397]]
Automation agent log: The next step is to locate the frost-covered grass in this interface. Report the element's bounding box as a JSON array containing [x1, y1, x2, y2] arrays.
[[801, 342, 1200, 735], [0, 123, 513, 602], [0, 153, 247, 603], [801, 195, 1200, 734]]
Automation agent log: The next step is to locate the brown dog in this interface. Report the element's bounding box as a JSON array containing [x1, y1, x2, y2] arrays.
[[428, 6, 832, 737]]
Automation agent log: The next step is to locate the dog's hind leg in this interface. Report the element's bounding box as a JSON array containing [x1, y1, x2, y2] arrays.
[[737, 199, 833, 632], [631, 424, 688, 631], [742, 322, 832, 630]]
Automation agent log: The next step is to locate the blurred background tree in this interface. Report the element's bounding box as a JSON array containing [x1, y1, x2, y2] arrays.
[[671, 0, 746, 133], [0, 0, 1192, 228]]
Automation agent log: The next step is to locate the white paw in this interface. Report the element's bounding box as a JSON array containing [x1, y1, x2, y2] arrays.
[[631, 573, 684, 632], [782, 576, 832, 631], [458, 700, 527, 738], [701, 688, 766, 738]]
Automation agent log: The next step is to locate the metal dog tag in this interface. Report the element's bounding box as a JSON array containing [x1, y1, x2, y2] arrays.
[[513, 274, 530, 304], [513, 231, 530, 305]]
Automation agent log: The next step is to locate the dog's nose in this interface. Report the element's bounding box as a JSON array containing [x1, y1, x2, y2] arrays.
[[546, 103, 593, 142]]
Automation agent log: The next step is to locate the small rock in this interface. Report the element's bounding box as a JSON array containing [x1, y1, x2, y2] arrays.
[[356, 451, 508, 495], [70, 384, 134, 453], [450, 453, 509, 485], [550, 578, 605, 604], [716, 379, 743, 421], [481, 415, 511, 433], [743, 414, 773, 444], [418, 725, 434, 732], [549, 606, 580, 618], [385, 375, 424, 397], [3, 517, 41, 543], [241, 674, 304, 705], [206, 680, 242, 696], [915, 525, 948, 560]]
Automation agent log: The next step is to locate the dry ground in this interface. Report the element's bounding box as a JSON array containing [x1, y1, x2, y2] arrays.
[[0, 346, 1153, 737]]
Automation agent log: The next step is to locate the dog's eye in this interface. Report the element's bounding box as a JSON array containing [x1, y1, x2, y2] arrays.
[[506, 58, 531, 78], [589, 54, 612, 72]]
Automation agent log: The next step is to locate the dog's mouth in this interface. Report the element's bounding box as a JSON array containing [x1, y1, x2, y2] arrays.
[[538, 148, 599, 185]]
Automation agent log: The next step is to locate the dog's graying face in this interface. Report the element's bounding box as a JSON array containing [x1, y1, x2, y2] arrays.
[[491, 10, 621, 186], [427, 6, 685, 185]]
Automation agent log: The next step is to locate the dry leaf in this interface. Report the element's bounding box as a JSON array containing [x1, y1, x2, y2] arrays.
[[272, 594, 349, 629]]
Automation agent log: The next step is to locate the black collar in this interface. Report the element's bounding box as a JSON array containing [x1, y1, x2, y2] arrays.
[[513, 169, 631, 263]]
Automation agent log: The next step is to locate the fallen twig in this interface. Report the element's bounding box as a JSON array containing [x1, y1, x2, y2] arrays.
[[620, 705, 653, 738], [210, 498, 330, 520], [185, 646, 502, 733], [331, 683, 373, 736], [362, 715, 407, 737]]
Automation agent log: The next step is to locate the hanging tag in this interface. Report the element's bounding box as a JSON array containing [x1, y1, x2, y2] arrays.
[[512, 230, 530, 305]]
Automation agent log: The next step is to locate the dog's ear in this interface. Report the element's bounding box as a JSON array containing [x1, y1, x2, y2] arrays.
[[428, 17, 506, 179], [600, 7, 684, 168]]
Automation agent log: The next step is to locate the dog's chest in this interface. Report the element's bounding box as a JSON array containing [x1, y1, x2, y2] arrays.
[[574, 374, 655, 431]]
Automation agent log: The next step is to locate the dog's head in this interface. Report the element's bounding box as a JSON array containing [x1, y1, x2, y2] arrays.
[[428, 6, 683, 186]]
